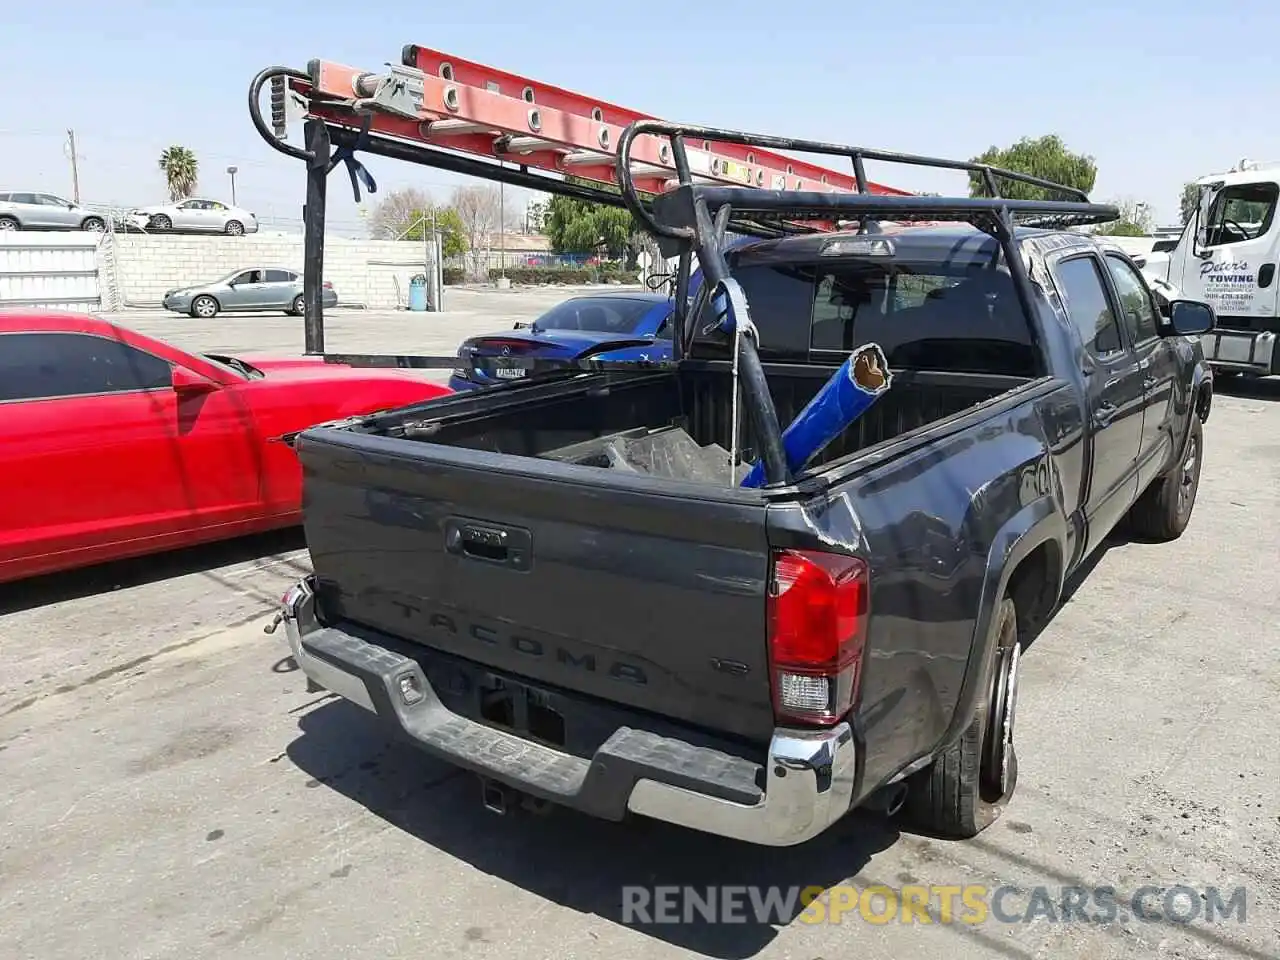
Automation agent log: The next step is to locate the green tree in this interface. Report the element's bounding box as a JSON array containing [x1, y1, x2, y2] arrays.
[[367, 186, 466, 257], [1095, 220, 1147, 237], [1180, 182, 1202, 225], [1094, 198, 1154, 237], [967, 135, 1097, 200], [544, 175, 643, 261], [158, 146, 198, 201]]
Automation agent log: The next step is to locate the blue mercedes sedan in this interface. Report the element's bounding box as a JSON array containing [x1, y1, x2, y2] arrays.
[[448, 292, 674, 391]]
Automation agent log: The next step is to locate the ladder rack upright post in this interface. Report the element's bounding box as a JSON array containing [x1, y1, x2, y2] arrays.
[[302, 119, 330, 355]]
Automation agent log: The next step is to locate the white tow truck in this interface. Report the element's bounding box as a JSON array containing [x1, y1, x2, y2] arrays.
[[1140, 160, 1280, 380]]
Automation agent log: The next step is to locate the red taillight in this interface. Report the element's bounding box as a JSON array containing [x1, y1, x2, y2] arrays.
[[322, 281, 333, 289], [477, 338, 537, 353], [766, 548, 869, 726]]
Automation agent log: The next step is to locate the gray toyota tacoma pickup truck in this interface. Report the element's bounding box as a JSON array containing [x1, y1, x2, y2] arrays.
[[273, 125, 1215, 846]]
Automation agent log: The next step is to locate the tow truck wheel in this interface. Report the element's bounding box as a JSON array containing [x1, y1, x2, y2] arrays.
[[1127, 415, 1203, 541], [900, 596, 1020, 840]]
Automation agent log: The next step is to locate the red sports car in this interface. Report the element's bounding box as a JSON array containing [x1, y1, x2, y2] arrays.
[[0, 309, 450, 584]]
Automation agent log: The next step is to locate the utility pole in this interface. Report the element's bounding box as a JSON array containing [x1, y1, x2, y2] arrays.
[[226, 166, 238, 205], [66, 129, 81, 204], [499, 180, 506, 280]]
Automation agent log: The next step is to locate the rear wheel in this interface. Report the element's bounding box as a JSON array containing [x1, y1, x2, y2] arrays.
[[1128, 416, 1202, 541], [0, 216, 19, 231], [901, 596, 1020, 839], [290, 294, 306, 315], [190, 295, 219, 319]]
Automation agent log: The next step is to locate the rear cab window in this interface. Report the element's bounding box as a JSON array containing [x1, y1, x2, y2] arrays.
[[697, 234, 1039, 376]]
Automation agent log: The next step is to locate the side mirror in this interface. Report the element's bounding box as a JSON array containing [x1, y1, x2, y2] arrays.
[[1165, 299, 1216, 337], [172, 366, 218, 395]]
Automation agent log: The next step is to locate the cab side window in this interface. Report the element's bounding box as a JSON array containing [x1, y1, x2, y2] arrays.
[[1104, 254, 1159, 344], [1053, 255, 1123, 356]]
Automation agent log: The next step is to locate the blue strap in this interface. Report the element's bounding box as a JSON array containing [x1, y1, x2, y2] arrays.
[[326, 113, 378, 202]]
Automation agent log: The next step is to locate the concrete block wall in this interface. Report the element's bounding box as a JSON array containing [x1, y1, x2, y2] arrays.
[[105, 234, 436, 309]]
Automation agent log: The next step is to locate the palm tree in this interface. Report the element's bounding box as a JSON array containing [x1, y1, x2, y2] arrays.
[[158, 146, 199, 201]]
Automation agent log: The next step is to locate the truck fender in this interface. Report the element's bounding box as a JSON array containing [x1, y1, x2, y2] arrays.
[[1176, 365, 1213, 464], [930, 496, 1067, 756]]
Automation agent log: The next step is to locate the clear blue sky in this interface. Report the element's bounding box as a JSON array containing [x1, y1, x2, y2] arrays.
[[4, 1, 1277, 231]]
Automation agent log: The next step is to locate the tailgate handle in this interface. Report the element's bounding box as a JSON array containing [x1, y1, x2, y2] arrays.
[[445, 519, 532, 571]]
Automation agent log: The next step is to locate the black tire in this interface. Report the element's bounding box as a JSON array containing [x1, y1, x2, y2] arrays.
[[225, 220, 245, 236], [81, 217, 105, 233], [1127, 415, 1203, 541], [150, 214, 172, 230], [0, 216, 19, 231], [291, 294, 305, 315], [190, 295, 219, 319], [901, 596, 1021, 839]]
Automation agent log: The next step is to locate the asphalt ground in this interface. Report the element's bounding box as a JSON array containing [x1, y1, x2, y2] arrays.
[[1, 296, 1277, 960]]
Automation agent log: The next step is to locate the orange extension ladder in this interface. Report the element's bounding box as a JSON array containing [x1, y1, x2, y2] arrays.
[[264, 43, 915, 230]]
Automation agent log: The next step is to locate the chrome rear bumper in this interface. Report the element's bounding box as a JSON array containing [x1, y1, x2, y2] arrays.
[[279, 577, 857, 846]]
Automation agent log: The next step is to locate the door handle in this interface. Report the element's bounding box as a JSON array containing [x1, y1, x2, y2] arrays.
[[444, 518, 532, 571], [1103, 377, 1124, 391], [1143, 377, 1157, 390], [1095, 401, 1119, 427]]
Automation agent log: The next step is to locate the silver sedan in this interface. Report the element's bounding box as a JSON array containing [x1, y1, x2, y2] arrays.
[[131, 198, 259, 235], [162, 268, 338, 318], [0, 192, 107, 232]]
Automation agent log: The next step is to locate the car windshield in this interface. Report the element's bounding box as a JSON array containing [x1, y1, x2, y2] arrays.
[[533, 297, 655, 334]]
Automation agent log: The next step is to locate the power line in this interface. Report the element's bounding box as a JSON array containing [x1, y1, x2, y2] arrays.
[[0, 127, 484, 191]]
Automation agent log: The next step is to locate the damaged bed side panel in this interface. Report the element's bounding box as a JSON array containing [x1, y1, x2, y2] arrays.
[[766, 381, 1078, 793]]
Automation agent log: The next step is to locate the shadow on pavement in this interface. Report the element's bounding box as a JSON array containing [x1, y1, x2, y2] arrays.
[[0, 527, 309, 615], [288, 700, 900, 959]]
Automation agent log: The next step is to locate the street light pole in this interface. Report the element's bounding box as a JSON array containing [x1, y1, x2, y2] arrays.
[[226, 166, 238, 205]]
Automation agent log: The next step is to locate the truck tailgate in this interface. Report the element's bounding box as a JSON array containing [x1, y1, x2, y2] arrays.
[[297, 429, 777, 745]]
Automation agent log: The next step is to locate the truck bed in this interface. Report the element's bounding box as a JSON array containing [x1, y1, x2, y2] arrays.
[[296, 363, 1027, 752], [354, 363, 1024, 468]]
